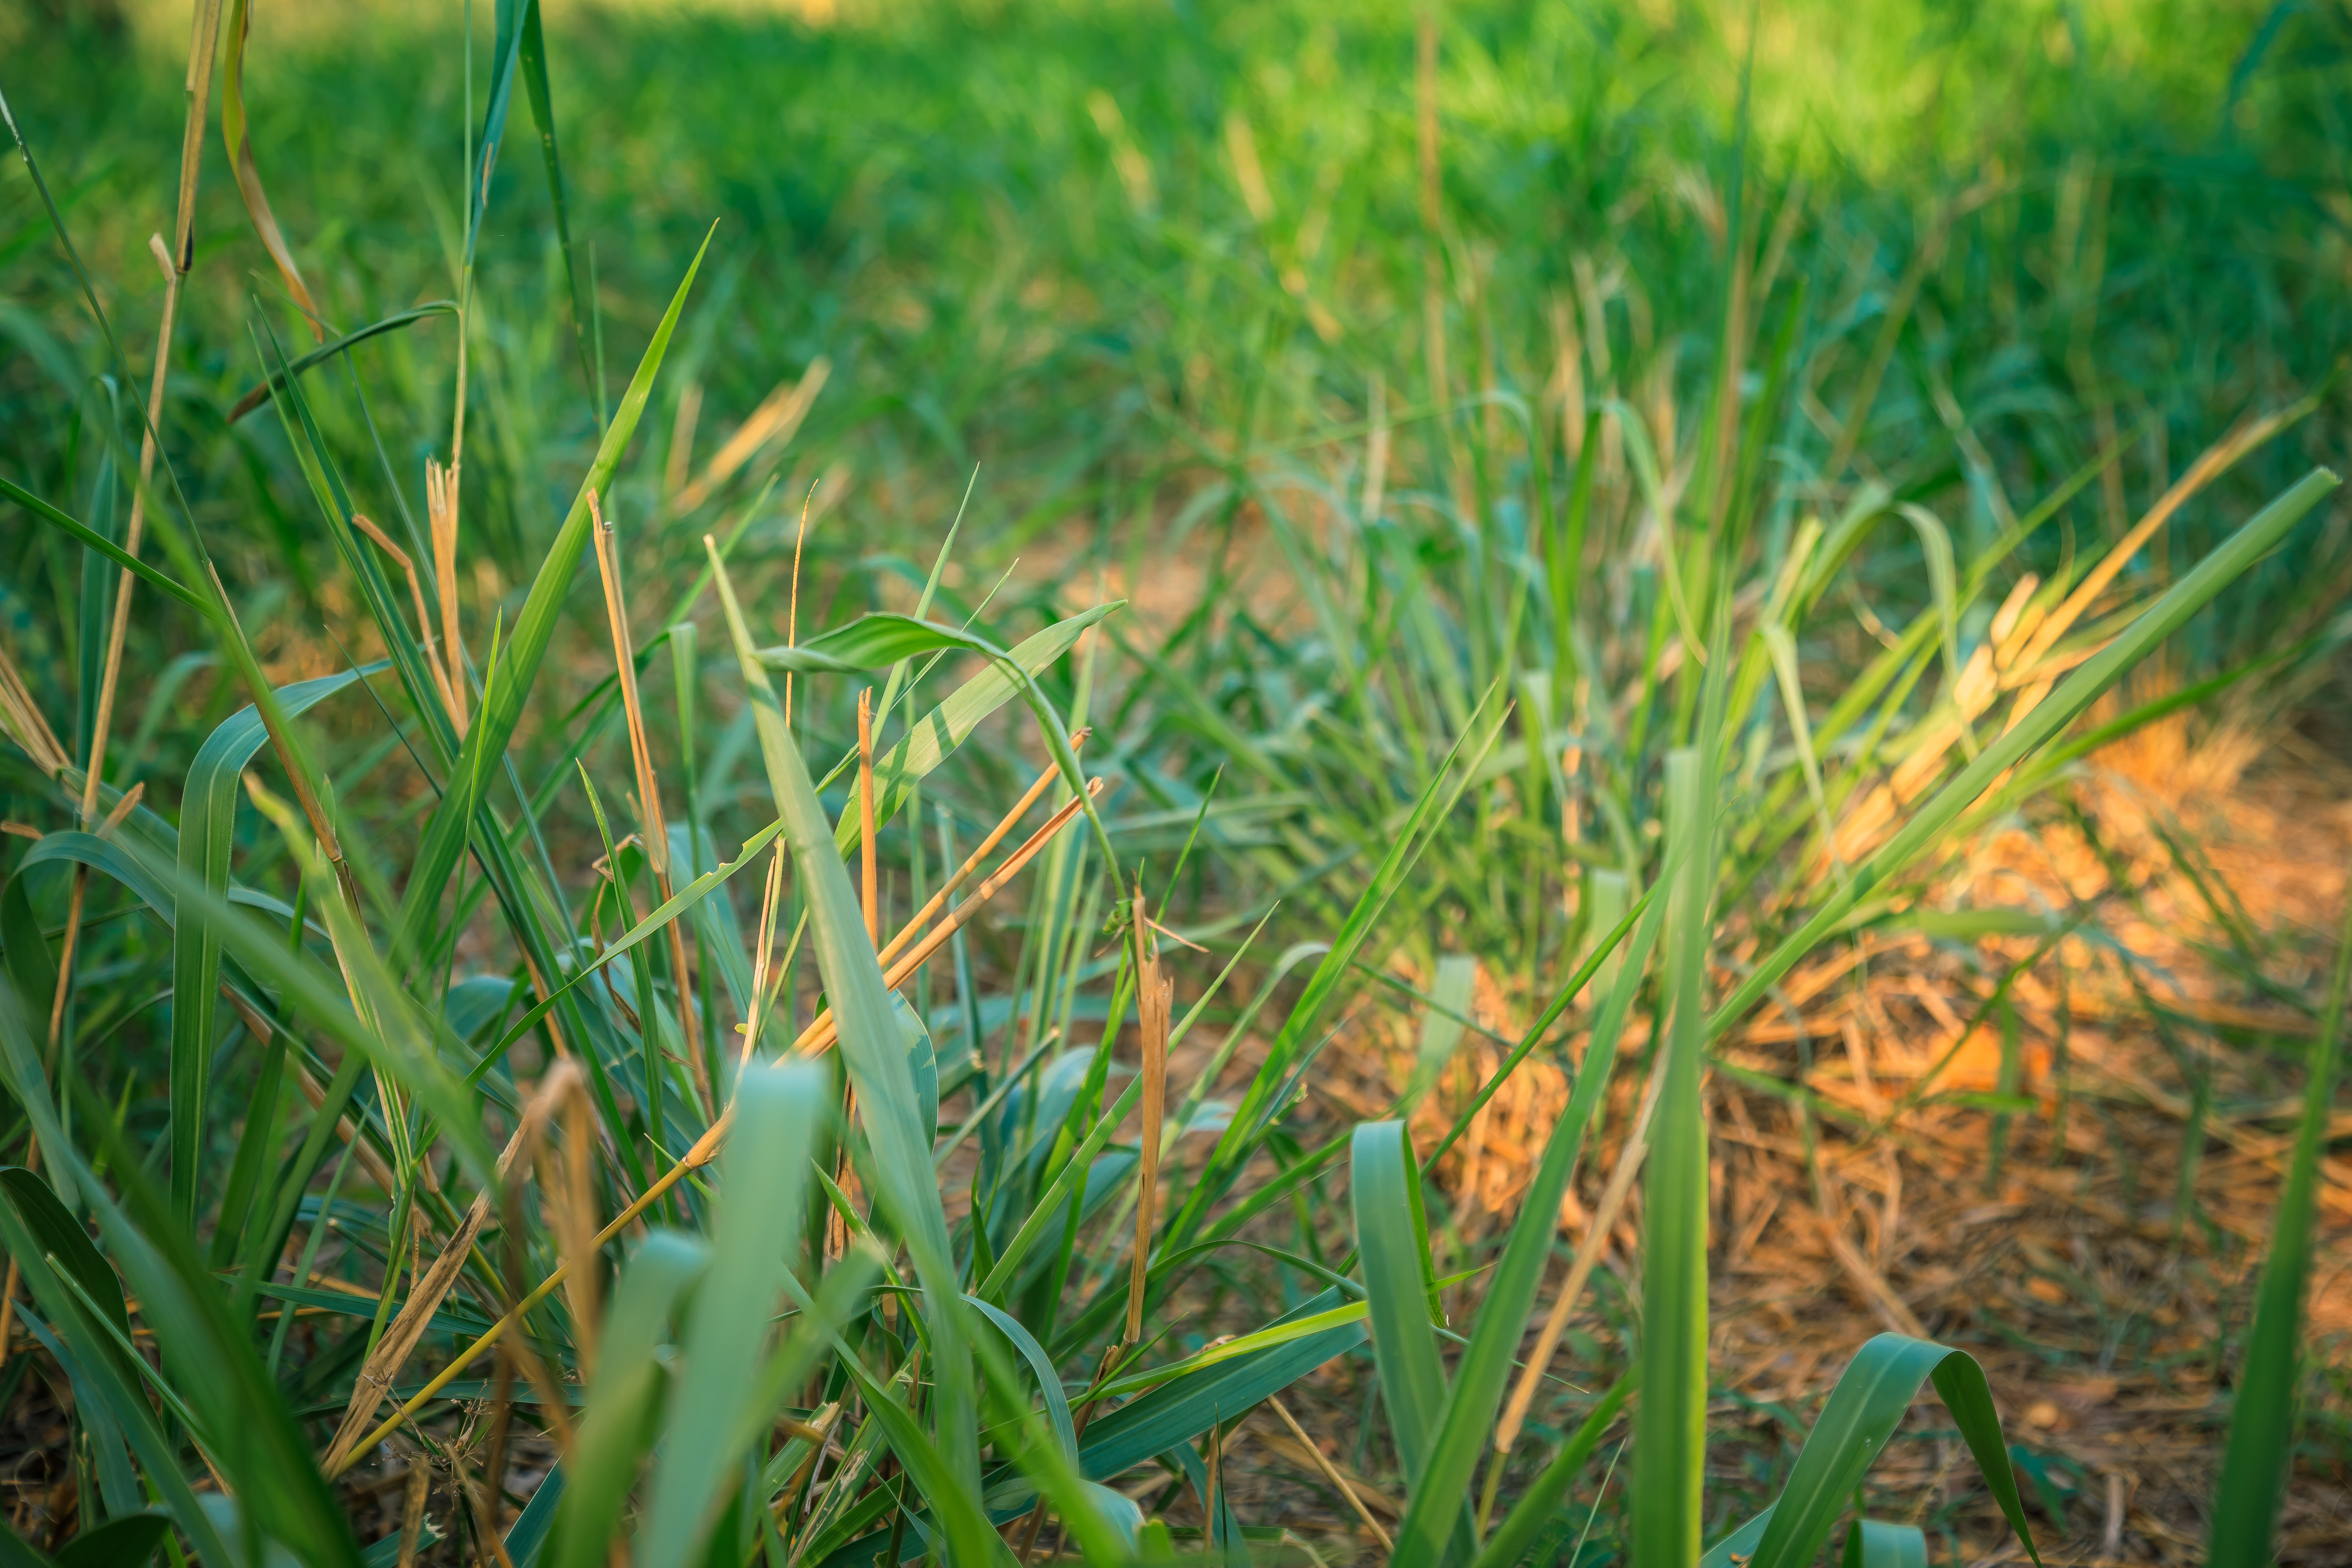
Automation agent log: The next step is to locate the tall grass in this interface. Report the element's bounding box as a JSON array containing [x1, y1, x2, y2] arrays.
[[0, 2, 2349, 1566]]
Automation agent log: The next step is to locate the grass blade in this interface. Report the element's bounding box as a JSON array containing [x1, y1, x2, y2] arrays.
[[763, 609, 1116, 865], [224, 302, 457, 422], [1843, 1519, 1930, 1568], [393, 227, 712, 973], [0, 1167, 129, 1347], [638, 1063, 825, 1568], [1174, 689, 1507, 1251], [0, 477, 209, 618], [1076, 1286, 1367, 1480], [170, 664, 377, 1224], [1351, 1122, 1449, 1489], [510, 0, 600, 419], [1393, 942, 1641, 1563], [1468, 1370, 1636, 1568], [1742, 1334, 2038, 1568], [0, 983, 359, 1568], [552, 1235, 704, 1568], [2207, 840, 2352, 1566], [1632, 746, 1715, 1568], [707, 541, 983, 1513]]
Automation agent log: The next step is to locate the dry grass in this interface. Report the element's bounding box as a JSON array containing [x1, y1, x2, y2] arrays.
[[1075, 732, 2352, 1566]]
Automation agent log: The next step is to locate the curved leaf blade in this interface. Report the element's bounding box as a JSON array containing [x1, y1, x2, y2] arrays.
[[1744, 1334, 2038, 1568], [170, 664, 378, 1223]]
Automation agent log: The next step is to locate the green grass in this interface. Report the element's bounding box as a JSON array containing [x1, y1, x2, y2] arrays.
[[1, 0, 2350, 1564]]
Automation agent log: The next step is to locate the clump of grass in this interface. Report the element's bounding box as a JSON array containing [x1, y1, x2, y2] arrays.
[[0, 4, 2348, 1567]]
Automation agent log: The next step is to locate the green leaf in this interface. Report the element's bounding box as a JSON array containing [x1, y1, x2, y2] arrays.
[[0, 1517, 52, 1568], [394, 227, 713, 974], [763, 608, 1119, 866], [0, 985, 359, 1568], [1842, 1519, 1930, 1568], [120, 831, 493, 1191], [0, 475, 210, 618], [823, 1342, 1005, 1568], [2208, 837, 2352, 1567], [1392, 895, 1652, 1564], [468, 0, 535, 271], [897, 993, 939, 1144], [479, 601, 1112, 1080], [828, 599, 1112, 855], [1742, 1334, 2038, 1568], [1076, 1484, 1142, 1553], [0, 871, 57, 1046], [1076, 1286, 1366, 1481], [1351, 1122, 1449, 1489], [505, 1464, 565, 1568], [0, 1168, 126, 1344], [552, 1235, 706, 1568], [1401, 953, 1478, 1113], [54, 1513, 170, 1568], [757, 611, 1035, 674], [508, 0, 598, 419], [637, 1063, 827, 1568], [1697, 1507, 1774, 1568], [1469, 1370, 1636, 1568], [1176, 690, 1507, 1251], [707, 543, 983, 1513], [472, 817, 787, 1085], [976, 1074, 1142, 1302], [1633, 746, 1716, 1568], [6, 1300, 219, 1568], [968, 1296, 1078, 1462], [224, 303, 457, 422], [1092, 1298, 1367, 1401], [170, 664, 379, 1225], [1895, 504, 1962, 707], [14, 834, 178, 929]]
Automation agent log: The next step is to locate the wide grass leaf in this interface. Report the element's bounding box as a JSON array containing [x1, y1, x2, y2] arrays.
[[637, 1063, 825, 1568], [0, 1168, 126, 1345], [551, 1236, 702, 1568], [1076, 1286, 1367, 1481], [169, 663, 378, 1224], [1843, 1519, 1930, 1568], [54, 1513, 170, 1568], [1351, 1122, 1449, 1490], [0, 983, 359, 1568]]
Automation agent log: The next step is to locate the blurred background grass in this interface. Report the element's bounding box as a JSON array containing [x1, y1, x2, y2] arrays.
[[8, 0, 2351, 623]]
